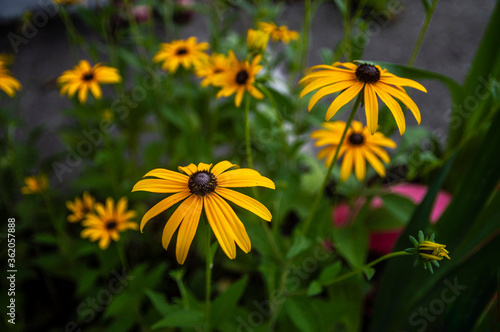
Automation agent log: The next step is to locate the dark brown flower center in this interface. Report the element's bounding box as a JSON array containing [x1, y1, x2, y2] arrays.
[[188, 171, 217, 196], [349, 133, 364, 145], [176, 48, 188, 55], [420, 249, 434, 255], [236, 70, 249, 85], [355, 64, 380, 84], [106, 221, 117, 230], [83, 73, 94, 81]]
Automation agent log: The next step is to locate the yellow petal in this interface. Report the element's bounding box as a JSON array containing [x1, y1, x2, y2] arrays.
[[139, 190, 191, 231], [132, 179, 186, 193], [364, 148, 386, 177], [367, 144, 391, 164], [307, 80, 357, 112], [175, 196, 203, 264], [364, 84, 379, 134], [142, 168, 189, 184], [211, 161, 238, 176], [217, 169, 275, 189], [379, 75, 427, 93], [161, 194, 198, 250], [325, 82, 363, 120], [178, 163, 198, 175], [197, 163, 213, 172], [354, 148, 366, 181], [208, 193, 251, 253], [374, 87, 406, 135], [204, 194, 237, 259], [340, 150, 354, 182], [380, 82, 422, 124], [215, 187, 272, 221]]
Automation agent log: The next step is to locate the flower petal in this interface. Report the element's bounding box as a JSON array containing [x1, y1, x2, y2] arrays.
[[364, 148, 386, 177], [215, 187, 272, 221], [142, 168, 189, 184], [175, 195, 203, 264], [325, 82, 364, 121], [178, 163, 198, 175], [374, 86, 406, 135], [340, 150, 354, 182], [132, 179, 187, 193], [204, 194, 237, 259], [354, 148, 366, 181], [211, 161, 239, 176], [364, 84, 379, 134], [139, 190, 191, 231], [217, 169, 275, 189], [161, 194, 198, 250]]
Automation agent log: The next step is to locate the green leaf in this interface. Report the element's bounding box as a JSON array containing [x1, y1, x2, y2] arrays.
[[332, 224, 369, 269], [286, 235, 312, 259], [285, 298, 321, 332], [32, 233, 58, 245], [145, 289, 171, 316], [211, 276, 248, 324], [152, 309, 205, 329], [318, 261, 342, 284], [363, 268, 375, 281], [307, 281, 323, 296], [381, 194, 416, 224]]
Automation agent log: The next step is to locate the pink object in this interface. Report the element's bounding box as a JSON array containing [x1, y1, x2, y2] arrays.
[[332, 183, 452, 254]]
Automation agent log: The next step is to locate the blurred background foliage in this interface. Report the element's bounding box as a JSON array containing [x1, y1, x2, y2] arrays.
[[1, 0, 499, 331]]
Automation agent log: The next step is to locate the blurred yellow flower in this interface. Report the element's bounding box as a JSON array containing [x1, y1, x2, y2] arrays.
[[81, 197, 138, 250], [247, 29, 270, 53], [0, 60, 21, 98], [195, 53, 231, 87], [132, 161, 275, 264], [153, 37, 209, 73], [21, 174, 48, 194], [311, 120, 396, 181], [258, 22, 299, 44], [300, 61, 427, 135], [213, 51, 264, 107], [419, 241, 450, 261], [66, 191, 95, 223], [58, 60, 121, 104]]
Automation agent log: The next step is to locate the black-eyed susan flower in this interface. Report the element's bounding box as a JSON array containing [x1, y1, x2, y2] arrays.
[[81, 197, 138, 250], [195, 53, 231, 87], [311, 120, 396, 182], [58, 60, 121, 104], [132, 161, 275, 264], [258, 22, 299, 44], [66, 191, 95, 223], [0, 61, 21, 98], [153, 37, 209, 73], [213, 51, 264, 107], [300, 62, 427, 135], [247, 29, 270, 53], [21, 174, 48, 194], [405, 230, 450, 273]]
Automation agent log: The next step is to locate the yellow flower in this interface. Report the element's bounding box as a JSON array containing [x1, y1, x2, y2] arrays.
[[213, 51, 264, 107], [311, 120, 396, 181], [195, 53, 231, 87], [258, 22, 299, 43], [419, 241, 450, 261], [300, 62, 427, 135], [153, 37, 209, 73], [247, 29, 270, 53], [58, 60, 121, 104], [81, 197, 138, 250], [0, 61, 22, 98], [21, 174, 48, 194], [66, 191, 95, 223], [132, 161, 275, 264]]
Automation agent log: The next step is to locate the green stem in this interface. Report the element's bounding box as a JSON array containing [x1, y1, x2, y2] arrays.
[[115, 240, 129, 273], [299, 0, 312, 75], [323, 251, 411, 286], [244, 95, 254, 170], [205, 227, 212, 332], [408, 0, 439, 66], [301, 95, 362, 236]]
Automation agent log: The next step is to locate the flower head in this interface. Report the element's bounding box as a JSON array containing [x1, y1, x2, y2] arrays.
[[0, 60, 21, 98], [21, 174, 48, 194], [405, 230, 450, 273], [311, 120, 396, 181], [247, 29, 270, 53], [58, 60, 121, 104], [195, 53, 231, 87], [300, 62, 427, 135], [132, 161, 275, 264], [213, 51, 264, 107], [66, 191, 95, 223], [81, 197, 138, 250], [258, 22, 299, 44], [153, 37, 209, 73]]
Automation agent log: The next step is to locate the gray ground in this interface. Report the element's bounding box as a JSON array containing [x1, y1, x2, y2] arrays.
[[0, 0, 496, 164]]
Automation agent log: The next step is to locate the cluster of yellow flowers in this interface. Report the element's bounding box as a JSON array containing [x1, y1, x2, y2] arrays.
[[66, 192, 138, 250], [0, 56, 22, 99]]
